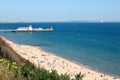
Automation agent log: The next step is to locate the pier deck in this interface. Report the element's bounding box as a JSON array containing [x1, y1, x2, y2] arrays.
[[0, 29, 16, 32], [0, 29, 53, 32]]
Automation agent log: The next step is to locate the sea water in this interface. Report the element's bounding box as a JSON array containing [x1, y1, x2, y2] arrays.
[[0, 22, 120, 76]]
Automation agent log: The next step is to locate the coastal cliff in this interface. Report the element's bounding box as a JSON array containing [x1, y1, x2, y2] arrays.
[[0, 37, 26, 64]]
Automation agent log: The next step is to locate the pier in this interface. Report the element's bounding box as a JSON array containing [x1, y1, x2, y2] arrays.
[[0, 29, 53, 32], [0, 25, 53, 32], [0, 29, 16, 32]]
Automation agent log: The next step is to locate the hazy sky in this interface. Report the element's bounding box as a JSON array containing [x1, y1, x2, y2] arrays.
[[0, 0, 120, 22]]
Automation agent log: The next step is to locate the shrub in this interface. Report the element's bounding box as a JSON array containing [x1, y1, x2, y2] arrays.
[[75, 72, 85, 80], [0, 54, 85, 80]]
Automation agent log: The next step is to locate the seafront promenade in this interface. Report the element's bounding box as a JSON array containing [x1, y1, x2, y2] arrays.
[[0, 37, 120, 80]]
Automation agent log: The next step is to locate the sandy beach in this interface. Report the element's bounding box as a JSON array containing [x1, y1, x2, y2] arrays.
[[1, 37, 120, 80]]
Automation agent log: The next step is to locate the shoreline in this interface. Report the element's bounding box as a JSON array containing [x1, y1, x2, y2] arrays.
[[1, 37, 120, 80], [36, 46, 120, 78], [37, 46, 120, 78]]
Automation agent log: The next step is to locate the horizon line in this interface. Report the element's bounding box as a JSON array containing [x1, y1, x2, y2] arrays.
[[1, 20, 120, 23]]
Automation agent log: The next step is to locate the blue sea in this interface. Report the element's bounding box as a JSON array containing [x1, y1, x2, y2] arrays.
[[0, 22, 120, 76]]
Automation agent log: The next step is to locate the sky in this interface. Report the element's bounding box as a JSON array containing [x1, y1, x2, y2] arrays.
[[0, 0, 120, 22]]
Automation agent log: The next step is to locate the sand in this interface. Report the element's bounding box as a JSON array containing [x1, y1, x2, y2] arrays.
[[1, 37, 120, 80]]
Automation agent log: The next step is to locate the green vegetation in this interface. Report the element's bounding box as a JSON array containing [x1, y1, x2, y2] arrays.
[[75, 72, 85, 80], [0, 54, 85, 80]]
